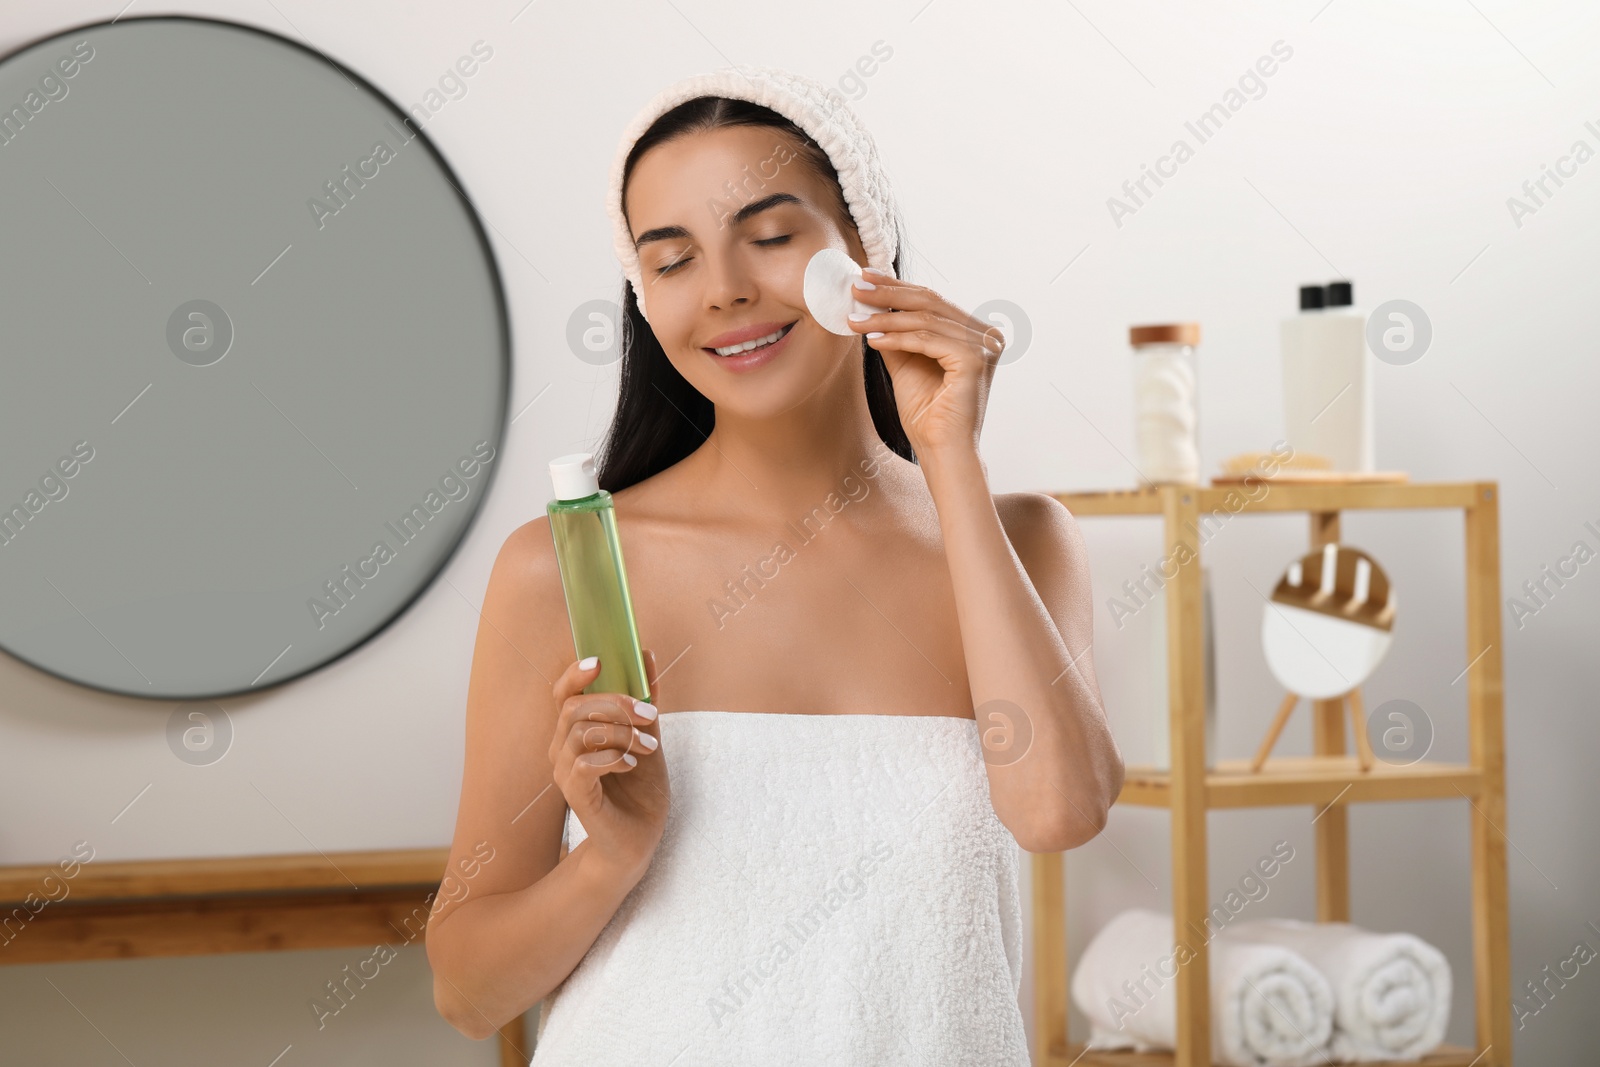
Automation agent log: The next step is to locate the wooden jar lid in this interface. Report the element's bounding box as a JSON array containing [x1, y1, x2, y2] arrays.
[[1129, 323, 1200, 347]]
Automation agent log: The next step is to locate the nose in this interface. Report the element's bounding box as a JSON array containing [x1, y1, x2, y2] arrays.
[[704, 248, 755, 312]]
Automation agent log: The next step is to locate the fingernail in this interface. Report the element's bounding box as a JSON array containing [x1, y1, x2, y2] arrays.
[[854, 278, 877, 290], [848, 312, 872, 321], [578, 656, 599, 670], [634, 728, 658, 751], [622, 752, 637, 767], [866, 331, 885, 339], [632, 698, 657, 721]]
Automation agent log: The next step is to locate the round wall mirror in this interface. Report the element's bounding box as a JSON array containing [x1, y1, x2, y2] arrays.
[[0, 16, 510, 700]]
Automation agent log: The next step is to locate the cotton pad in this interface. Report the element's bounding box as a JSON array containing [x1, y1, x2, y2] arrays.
[[803, 248, 874, 336]]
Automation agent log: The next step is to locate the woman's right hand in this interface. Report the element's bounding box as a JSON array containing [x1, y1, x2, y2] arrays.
[[547, 650, 668, 879]]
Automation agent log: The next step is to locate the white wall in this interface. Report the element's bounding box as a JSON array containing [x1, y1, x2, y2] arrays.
[[3, 0, 1596, 1063]]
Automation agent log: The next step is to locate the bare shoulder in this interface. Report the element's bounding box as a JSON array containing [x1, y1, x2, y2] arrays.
[[993, 491, 1097, 663], [601, 461, 716, 548], [474, 513, 574, 678], [491, 513, 563, 601], [607, 462, 696, 524], [993, 491, 1086, 566]]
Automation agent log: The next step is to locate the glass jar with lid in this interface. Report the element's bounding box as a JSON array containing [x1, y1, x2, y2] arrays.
[[1129, 322, 1201, 486]]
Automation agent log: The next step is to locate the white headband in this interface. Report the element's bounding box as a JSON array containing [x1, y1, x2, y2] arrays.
[[606, 65, 901, 325]]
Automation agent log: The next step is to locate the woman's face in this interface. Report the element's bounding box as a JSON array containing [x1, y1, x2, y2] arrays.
[[624, 125, 870, 417]]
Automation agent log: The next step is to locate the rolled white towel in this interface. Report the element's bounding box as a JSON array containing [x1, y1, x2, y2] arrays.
[[1223, 918, 1451, 1061], [1071, 908, 1334, 1067]]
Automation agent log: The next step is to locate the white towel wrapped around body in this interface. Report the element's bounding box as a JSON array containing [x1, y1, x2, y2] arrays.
[[1223, 918, 1451, 1061], [533, 711, 1030, 1065], [1071, 908, 1335, 1067]]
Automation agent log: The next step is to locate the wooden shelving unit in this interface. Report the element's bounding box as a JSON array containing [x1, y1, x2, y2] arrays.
[[1029, 480, 1511, 1067], [0, 847, 533, 1066]]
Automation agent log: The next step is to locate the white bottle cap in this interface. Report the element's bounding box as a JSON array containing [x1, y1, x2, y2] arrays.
[[549, 453, 600, 501]]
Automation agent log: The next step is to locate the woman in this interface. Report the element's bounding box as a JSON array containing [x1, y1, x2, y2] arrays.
[[426, 66, 1123, 1064]]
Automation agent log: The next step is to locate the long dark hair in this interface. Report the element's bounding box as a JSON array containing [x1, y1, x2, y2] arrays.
[[595, 96, 913, 494]]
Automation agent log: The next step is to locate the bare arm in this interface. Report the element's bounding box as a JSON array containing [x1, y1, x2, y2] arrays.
[[922, 449, 1124, 853], [841, 267, 1120, 851], [423, 520, 652, 1040]]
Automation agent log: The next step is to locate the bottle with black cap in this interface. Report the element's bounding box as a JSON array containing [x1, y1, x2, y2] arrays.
[[1280, 278, 1373, 472]]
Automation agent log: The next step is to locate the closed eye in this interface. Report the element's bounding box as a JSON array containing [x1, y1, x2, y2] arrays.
[[654, 253, 690, 276], [653, 235, 791, 276]]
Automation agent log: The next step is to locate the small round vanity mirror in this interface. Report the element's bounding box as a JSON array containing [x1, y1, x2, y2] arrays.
[[0, 16, 509, 699], [1261, 543, 1396, 700]]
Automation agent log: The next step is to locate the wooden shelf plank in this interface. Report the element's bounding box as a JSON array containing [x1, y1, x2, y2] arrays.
[[1053, 481, 1479, 517], [1116, 756, 1482, 809], [0, 848, 449, 905], [1053, 1043, 1481, 1066], [0, 887, 438, 966]]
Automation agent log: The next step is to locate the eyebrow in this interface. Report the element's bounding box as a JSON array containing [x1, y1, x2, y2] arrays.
[[633, 192, 803, 250]]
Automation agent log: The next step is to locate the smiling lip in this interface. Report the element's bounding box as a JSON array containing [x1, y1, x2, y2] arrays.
[[703, 320, 797, 350], [704, 321, 796, 373]]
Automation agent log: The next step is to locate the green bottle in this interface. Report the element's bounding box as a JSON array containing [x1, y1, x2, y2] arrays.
[[546, 453, 651, 701]]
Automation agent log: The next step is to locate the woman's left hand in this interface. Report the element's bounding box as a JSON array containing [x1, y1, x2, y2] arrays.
[[848, 269, 1006, 460]]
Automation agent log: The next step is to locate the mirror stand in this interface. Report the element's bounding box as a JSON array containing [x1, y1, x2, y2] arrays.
[[1250, 687, 1377, 774]]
